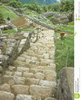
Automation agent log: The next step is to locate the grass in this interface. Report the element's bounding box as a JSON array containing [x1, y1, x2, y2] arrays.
[[2, 29, 16, 34], [2, 28, 34, 34], [55, 22, 74, 33], [55, 22, 74, 79], [0, 5, 18, 21]]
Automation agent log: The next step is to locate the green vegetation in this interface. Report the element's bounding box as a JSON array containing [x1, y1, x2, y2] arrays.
[[2, 28, 34, 34], [7, 0, 23, 8], [55, 23, 74, 78], [55, 22, 74, 33], [0, 5, 18, 21], [23, 0, 74, 13], [2, 29, 16, 34], [23, 4, 42, 14]]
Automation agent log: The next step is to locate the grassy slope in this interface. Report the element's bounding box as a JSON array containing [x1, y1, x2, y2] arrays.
[[55, 22, 74, 33], [0, 5, 18, 21], [54, 22, 74, 78]]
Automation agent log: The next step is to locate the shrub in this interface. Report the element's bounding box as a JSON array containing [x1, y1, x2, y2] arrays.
[[48, 3, 60, 12], [8, 0, 22, 8], [47, 0, 74, 12], [60, 0, 74, 12], [42, 5, 48, 12], [23, 4, 42, 14]]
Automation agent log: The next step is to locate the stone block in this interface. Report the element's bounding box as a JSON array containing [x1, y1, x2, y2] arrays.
[[0, 84, 11, 92], [23, 72, 34, 78], [14, 77, 26, 85], [30, 85, 52, 99], [16, 94, 36, 100], [26, 78, 39, 85], [34, 72, 45, 80], [12, 85, 29, 95], [43, 70, 56, 81], [0, 91, 14, 100]]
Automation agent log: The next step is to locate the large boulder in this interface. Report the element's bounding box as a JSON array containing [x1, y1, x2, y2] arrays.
[[57, 67, 74, 100], [51, 15, 69, 25], [50, 12, 74, 25]]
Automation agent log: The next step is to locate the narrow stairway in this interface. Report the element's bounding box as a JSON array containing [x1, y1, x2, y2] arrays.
[[0, 28, 57, 100]]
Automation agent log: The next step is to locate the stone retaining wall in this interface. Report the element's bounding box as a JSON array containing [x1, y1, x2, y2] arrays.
[[0, 32, 30, 69]]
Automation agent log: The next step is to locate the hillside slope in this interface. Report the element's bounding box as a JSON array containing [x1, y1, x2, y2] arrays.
[[0, 5, 18, 21]]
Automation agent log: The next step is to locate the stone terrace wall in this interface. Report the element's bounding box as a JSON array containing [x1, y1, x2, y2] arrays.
[[57, 67, 74, 100], [0, 32, 30, 70]]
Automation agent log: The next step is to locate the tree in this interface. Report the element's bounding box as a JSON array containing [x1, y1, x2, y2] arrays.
[[34, 0, 37, 5]]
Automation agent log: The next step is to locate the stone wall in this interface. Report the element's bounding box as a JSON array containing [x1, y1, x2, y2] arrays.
[[0, 32, 31, 69], [57, 67, 74, 100]]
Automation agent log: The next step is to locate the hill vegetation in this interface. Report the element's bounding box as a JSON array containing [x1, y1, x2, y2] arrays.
[[0, 5, 18, 23]]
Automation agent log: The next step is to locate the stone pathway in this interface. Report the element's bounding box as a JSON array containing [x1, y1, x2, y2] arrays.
[[0, 28, 57, 100]]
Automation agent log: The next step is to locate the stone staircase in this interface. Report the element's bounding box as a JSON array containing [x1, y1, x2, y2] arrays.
[[0, 29, 57, 100]]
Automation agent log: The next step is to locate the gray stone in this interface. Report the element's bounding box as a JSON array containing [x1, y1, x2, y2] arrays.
[[14, 77, 25, 85], [16, 94, 36, 100], [57, 67, 74, 100], [14, 72, 22, 77], [39, 80, 56, 88]]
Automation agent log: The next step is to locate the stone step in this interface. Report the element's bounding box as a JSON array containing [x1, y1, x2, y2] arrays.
[[30, 85, 55, 100], [0, 91, 15, 100]]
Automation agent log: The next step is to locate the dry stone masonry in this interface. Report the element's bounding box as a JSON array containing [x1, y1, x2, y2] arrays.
[[0, 26, 57, 100]]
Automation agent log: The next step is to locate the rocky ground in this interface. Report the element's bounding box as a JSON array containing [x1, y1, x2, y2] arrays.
[[0, 28, 57, 100]]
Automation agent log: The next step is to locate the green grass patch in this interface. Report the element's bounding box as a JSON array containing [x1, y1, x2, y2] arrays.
[[2, 29, 16, 34], [55, 34, 74, 79], [55, 23, 74, 79], [55, 22, 74, 33], [0, 5, 18, 21]]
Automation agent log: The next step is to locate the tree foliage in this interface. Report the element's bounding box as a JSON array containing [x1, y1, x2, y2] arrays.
[[8, 0, 22, 8]]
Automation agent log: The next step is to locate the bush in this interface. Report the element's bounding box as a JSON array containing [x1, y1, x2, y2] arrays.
[[23, 4, 42, 14], [48, 3, 60, 12], [47, 0, 74, 12], [8, 0, 22, 8], [0, 13, 5, 24], [42, 5, 48, 12], [60, 0, 74, 12]]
